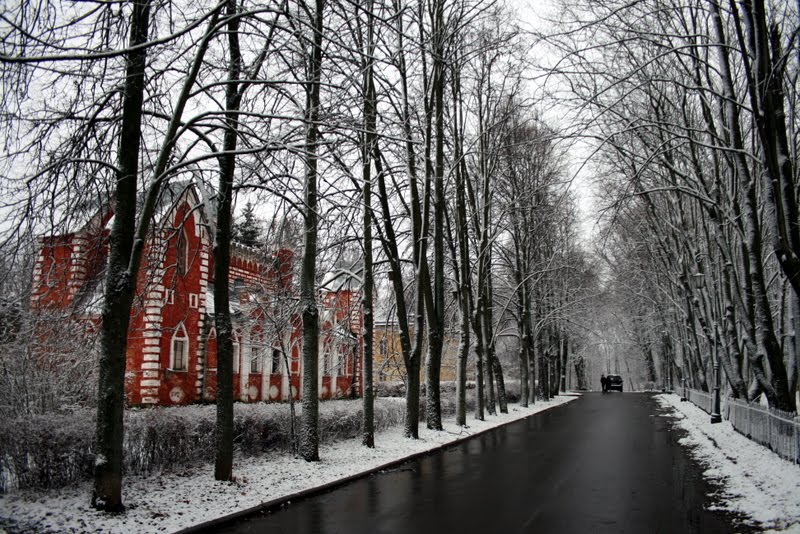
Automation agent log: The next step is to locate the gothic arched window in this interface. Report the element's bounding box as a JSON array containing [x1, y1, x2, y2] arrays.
[[171, 323, 189, 371]]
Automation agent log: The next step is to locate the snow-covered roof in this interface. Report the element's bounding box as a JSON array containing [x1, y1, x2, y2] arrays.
[[54, 186, 114, 235], [46, 177, 215, 241], [152, 179, 215, 239], [320, 267, 362, 293], [330, 323, 358, 341], [205, 283, 273, 321]]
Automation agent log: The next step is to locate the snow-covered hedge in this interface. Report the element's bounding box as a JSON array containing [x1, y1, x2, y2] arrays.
[[0, 380, 526, 493], [0, 411, 95, 493], [0, 398, 405, 493]]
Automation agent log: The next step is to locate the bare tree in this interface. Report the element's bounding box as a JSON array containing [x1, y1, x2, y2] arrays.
[[298, 0, 326, 462], [546, 0, 798, 410], [92, 0, 153, 511], [358, 0, 378, 448], [213, 0, 243, 482]]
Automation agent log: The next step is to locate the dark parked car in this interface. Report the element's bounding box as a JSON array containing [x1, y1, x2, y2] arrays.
[[606, 374, 623, 392]]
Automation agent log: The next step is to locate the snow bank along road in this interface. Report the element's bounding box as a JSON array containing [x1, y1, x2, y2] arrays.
[[657, 394, 800, 534], [0, 396, 575, 533]]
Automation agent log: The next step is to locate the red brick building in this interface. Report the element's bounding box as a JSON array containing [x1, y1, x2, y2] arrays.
[[30, 181, 362, 406]]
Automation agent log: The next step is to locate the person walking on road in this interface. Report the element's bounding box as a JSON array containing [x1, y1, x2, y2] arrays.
[[601, 374, 607, 393]]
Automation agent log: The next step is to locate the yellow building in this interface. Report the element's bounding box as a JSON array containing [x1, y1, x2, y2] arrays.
[[373, 321, 466, 384]]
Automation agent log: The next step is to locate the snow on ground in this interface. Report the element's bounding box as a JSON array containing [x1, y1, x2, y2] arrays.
[[657, 394, 800, 533], [0, 396, 576, 534]]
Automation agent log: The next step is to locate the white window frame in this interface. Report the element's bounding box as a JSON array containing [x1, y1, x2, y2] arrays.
[[163, 289, 174, 305], [189, 293, 199, 308], [170, 323, 189, 371], [233, 339, 240, 373]]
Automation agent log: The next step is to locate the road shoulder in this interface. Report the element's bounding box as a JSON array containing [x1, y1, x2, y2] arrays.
[[657, 394, 800, 533]]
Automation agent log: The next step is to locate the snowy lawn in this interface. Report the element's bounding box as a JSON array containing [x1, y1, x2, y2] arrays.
[[0, 395, 576, 534], [657, 394, 800, 533]]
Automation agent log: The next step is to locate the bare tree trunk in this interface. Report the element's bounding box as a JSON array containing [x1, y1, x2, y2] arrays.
[[537, 326, 548, 399], [486, 271, 507, 413], [92, 0, 151, 512], [280, 349, 298, 454], [574, 356, 586, 391], [451, 55, 470, 427], [472, 293, 485, 421], [737, 0, 800, 301], [374, 0, 426, 439], [360, 0, 376, 447], [789, 293, 799, 398], [372, 138, 420, 437], [710, 0, 794, 411], [213, 0, 242, 481], [527, 300, 536, 404], [560, 335, 568, 393], [91, 1, 222, 506], [708, 202, 750, 399], [644, 346, 657, 384], [491, 356, 507, 411], [423, 0, 447, 432], [513, 235, 529, 406], [517, 317, 530, 406], [483, 278, 496, 415], [681, 275, 708, 391], [455, 274, 470, 426], [299, 0, 325, 462]]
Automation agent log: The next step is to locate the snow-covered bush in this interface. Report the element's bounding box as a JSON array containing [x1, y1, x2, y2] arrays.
[[0, 397, 407, 493], [375, 381, 405, 397], [0, 410, 95, 493], [123, 406, 217, 475], [0, 376, 533, 493], [503, 380, 521, 403], [319, 399, 406, 442]]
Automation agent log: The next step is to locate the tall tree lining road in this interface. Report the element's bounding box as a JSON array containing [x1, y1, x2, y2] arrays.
[[210, 393, 752, 534], [3, 0, 797, 520]]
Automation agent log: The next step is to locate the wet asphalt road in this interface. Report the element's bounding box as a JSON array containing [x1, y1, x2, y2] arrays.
[[209, 393, 751, 534]]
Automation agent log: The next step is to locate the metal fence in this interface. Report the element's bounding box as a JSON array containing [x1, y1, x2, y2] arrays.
[[683, 389, 800, 465], [686, 388, 713, 414]]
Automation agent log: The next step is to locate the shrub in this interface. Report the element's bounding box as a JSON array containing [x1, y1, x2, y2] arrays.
[[375, 381, 405, 398], [0, 397, 407, 493], [0, 376, 530, 493], [0, 410, 95, 493]]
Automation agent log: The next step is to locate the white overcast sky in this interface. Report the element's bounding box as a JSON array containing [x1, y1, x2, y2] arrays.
[[518, 0, 602, 243]]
